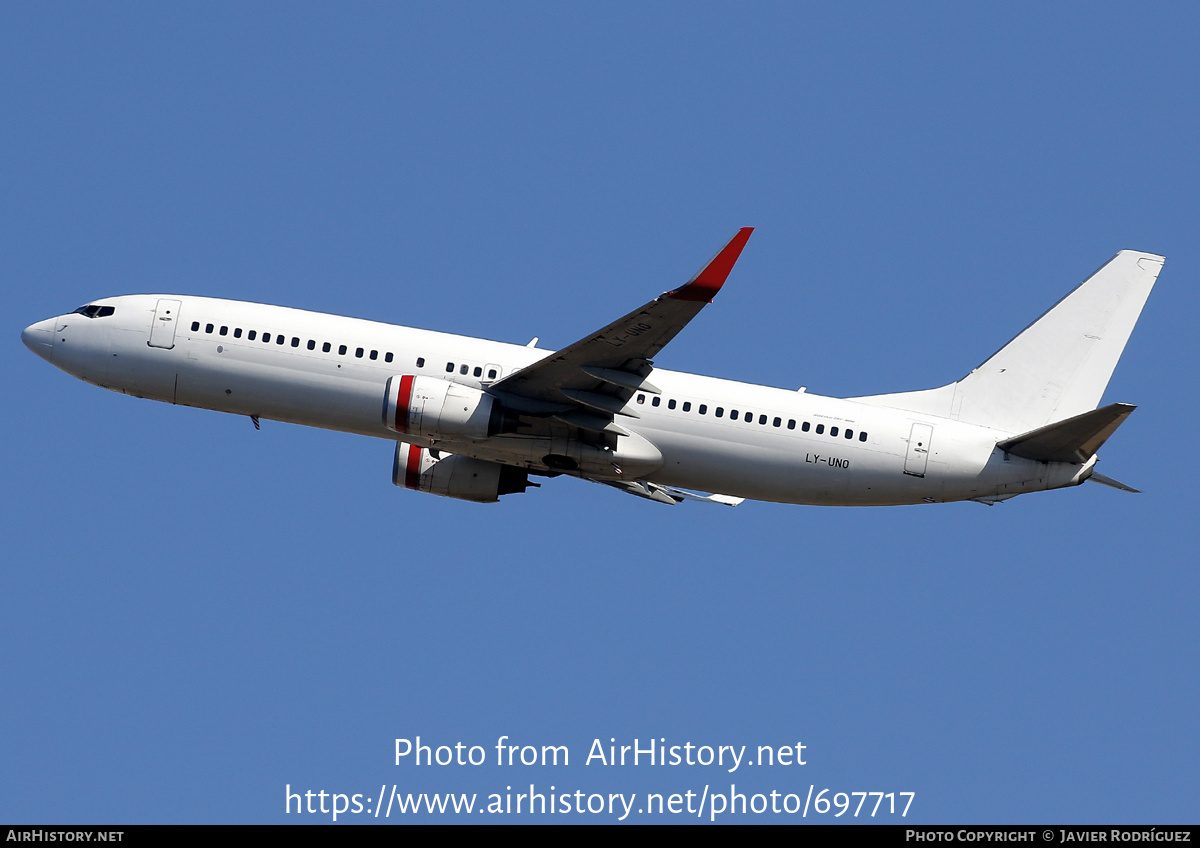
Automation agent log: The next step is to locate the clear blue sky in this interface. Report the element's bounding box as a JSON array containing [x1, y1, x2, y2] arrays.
[[3, 3, 1197, 824]]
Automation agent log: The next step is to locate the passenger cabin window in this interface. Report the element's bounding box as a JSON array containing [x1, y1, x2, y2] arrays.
[[830, 426, 839, 437], [292, 337, 300, 347], [248, 330, 257, 341], [370, 350, 378, 360], [787, 419, 796, 430], [816, 424, 824, 434], [206, 323, 214, 334], [220, 326, 228, 336], [234, 328, 242, 338], [416, 357, 425, 367], [699, 405, 707, 415], [459, 364, 468, 375], [668, 399, 676, 410], [385, 352, 393, 363], [637, 394, 645, 404], [759, 414, 767, 425], [338, 345, 347, 355], [845, 429, 854, 439], [276, 335, 285, 345], [488, 368, 497, 379], [652, 397, 661, 407], [683, 402, 691, 412], [308, 340, 316, 350], [191, 321, 200, 331], [716, 407, 724, 418], [323, 342, 331, 352], [446, 362, 454, 373], [859, 431, 868, 442], [744, 412, 753, 422], [473, 366, 481, 377], [355, 347, 364, 358], [802, 421, 811, 432]]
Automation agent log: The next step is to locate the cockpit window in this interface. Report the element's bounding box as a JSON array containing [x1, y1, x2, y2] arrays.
[[72, 304, 115, 318]]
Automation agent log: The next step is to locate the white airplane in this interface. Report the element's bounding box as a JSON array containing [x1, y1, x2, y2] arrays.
[[22, 230, 1163, 507]]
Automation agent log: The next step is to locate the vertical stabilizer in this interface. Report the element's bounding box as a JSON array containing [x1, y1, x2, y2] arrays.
[[853, 251, 1163, 434]]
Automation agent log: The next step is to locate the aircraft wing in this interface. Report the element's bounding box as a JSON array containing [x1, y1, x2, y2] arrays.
[[489, 228, 753, 424], [593, 477, 745, 506]]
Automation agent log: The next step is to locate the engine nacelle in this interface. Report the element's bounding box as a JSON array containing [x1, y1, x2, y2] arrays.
[[383, 375, 495, 440], [392, 441, 532, 503]]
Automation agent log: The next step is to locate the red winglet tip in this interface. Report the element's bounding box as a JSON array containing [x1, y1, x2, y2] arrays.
[[669, 227, 753, 302]]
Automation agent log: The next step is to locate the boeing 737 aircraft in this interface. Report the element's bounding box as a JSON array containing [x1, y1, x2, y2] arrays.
[[22, 230, 1163, 507]]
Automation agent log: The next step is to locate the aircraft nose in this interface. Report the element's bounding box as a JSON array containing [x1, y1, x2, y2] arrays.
[[21, 318, 55, 362]]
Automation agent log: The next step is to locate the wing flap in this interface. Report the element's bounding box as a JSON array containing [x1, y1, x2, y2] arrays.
[[553, 410, 631, 437]]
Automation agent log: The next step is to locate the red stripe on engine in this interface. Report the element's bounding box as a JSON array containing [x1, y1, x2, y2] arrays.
[[404, 443, 423, 490], [395, 374, 415, 433]]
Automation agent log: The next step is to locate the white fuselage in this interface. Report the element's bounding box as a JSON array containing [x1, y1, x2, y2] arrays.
[[23, 294, 1090, 506]]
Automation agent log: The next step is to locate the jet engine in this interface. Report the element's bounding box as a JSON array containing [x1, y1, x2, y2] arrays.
[[392, 441, 533, 503], [382, 375, 497, 440]]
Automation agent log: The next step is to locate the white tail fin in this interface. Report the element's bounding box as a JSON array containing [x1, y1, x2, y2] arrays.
[[852, 251, 1164, 434]]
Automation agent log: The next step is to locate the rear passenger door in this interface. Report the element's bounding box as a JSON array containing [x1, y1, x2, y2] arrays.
[[904, 423, 933, 477]]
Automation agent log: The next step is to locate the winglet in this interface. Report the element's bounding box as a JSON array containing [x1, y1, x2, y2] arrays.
[[668, 227, 754, 302]]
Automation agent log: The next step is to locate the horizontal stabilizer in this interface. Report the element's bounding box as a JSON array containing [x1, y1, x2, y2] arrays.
[[997, 403, 1135, 464], [969, 494, 1018, 506], [1088, 472, 1140, 493]]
